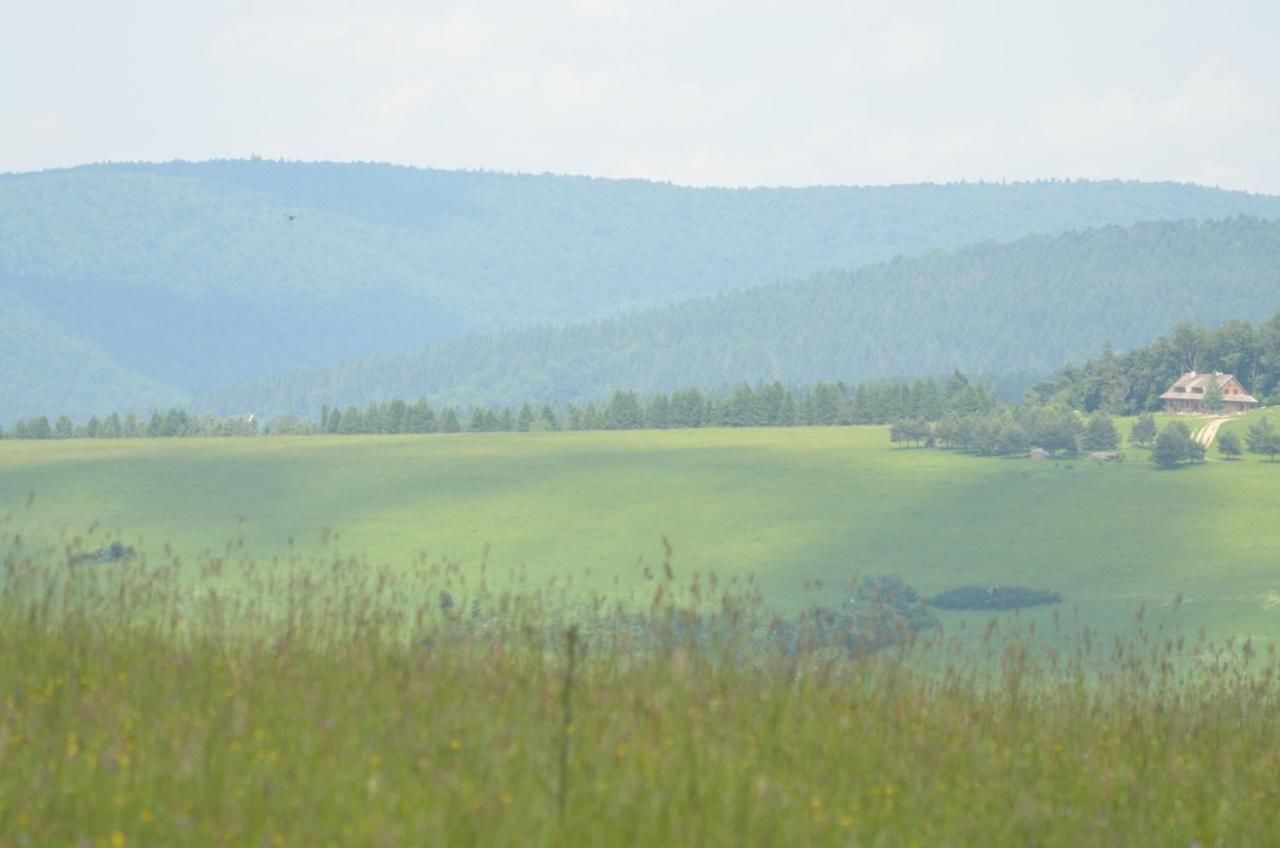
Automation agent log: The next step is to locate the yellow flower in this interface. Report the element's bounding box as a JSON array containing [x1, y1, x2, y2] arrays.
[[111, 832, 127, 848]]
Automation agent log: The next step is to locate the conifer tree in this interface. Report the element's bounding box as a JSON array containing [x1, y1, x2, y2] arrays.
[[1153, 421, 1195, 468], [1247, 416, 1280, 461], [1217, 429, 1243, 459], [538, 404, 560, 431], [515, 403, 535, 432], [1202, 377, 1225, 413], [1082, 412, 1119, 451], [1130, 413, 1157, 447]]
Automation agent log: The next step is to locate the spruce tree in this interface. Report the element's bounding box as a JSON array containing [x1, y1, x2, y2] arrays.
[[606, 391, 643, 429], [1202, 378, 1225, 413], [1217, 429, 1243, 459], [1082, 412, 1119, 451], [1247, 416, 1280, 461], [1130, 413, 1157, 447], [1153, 421, 1194, 468], [539, 404, 560, 431], [515, 403, 535, 432], [645, 394, 671, 429]]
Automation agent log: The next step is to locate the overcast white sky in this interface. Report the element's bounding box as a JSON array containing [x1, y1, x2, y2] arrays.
[[4, 0, 1279, 192]]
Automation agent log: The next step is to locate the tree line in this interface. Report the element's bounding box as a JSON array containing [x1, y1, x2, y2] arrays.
[[892, 405, 1280, 468], [1, 375, 998, 440], [2, 409, 261, 440], [890, 406, 1121, 456]]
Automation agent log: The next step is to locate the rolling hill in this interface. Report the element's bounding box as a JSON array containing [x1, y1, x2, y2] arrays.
[[6, 160, 1280, 421], [199, 217, 1280, 417]]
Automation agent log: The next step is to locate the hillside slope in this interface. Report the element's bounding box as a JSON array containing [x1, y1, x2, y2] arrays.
[[199, 218, 1280, 416], [0, 291, 185, 420], [6, 160, 1280, 420]]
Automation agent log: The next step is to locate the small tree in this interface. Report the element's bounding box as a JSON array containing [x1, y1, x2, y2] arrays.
[[439, 407, 462, 433], [995, 420, 1030, 456], [514, 403, 535, 432], [1217, 429, 1243, 459], [539, 404, 560, 431], [1153, 421, 1195, 468], [1027, 406, 1081, 455], [1083, 412, 1119, 451], [1203, 378, 1225, 413], [1247, 416, 1280, 462], [889, 418, 931, 448], [1130, 413, 1157, 447]]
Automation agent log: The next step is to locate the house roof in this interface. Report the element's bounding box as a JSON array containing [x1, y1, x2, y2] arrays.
[[1158, 371, 1259, 404]]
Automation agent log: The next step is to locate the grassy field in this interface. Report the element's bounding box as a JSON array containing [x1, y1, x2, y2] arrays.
[[4, 420, 1280, 845], [2, 416, 1279, 646]]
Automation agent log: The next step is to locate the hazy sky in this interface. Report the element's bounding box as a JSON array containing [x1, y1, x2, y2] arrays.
[[4, 0, 1279, 191]]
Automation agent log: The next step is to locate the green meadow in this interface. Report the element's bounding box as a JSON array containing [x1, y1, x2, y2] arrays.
[[3, 418, 1279, 645], [5, 420, 1280, 845]]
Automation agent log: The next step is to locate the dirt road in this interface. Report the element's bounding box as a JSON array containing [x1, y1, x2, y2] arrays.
[[1192, 416, 1230, 448]]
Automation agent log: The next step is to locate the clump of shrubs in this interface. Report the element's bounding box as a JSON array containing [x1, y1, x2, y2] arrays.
[[68, 541, 136, 565], [789, 574, 939, 654], [929, 584, 1062, 610]]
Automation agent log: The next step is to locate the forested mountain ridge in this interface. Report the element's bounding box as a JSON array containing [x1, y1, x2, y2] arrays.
[[7, 160, 1280, 420], [0, 289, 185, 418], [198, 217, 1280, 418]]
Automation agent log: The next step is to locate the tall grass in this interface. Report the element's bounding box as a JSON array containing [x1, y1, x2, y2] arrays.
[[1, 531, 1278, 846]]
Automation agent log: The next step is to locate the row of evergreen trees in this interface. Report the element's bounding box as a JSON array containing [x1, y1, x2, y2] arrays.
[[1, 376, 999, 440], [1, 409, 259, 440]]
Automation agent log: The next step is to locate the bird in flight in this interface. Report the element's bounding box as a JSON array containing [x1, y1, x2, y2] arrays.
[[284, 213, 300, 222]]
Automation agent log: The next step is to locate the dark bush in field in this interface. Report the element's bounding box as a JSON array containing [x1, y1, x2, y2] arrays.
[[930, 584, 1062, 610], [764, 574, 939, 656], [68, 541, 136, 565], [447, 573, 940, 660]]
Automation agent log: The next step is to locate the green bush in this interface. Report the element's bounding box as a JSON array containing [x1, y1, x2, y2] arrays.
[[929, 584, 1063, 610]]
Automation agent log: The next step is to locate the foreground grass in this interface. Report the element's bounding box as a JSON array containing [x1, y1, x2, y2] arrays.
[[2, 553, 1278, 846]]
